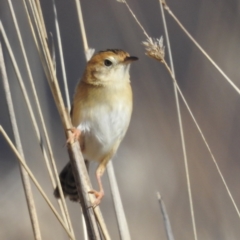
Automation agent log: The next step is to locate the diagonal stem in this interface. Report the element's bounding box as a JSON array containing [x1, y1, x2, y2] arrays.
[[159, 2, 198, 239], [0, 42, 42, 240]]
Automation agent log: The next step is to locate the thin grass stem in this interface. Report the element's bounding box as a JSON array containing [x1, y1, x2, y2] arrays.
[[51, 1, 91, 239], [23, 0, 40, 51], [74, 0, 89, 57], [119, 1, 197, 237], [107, 162, 131, 240], [159, 2, 198, 240], [52, 0, 71, 111], [74, 1, 130, 239], [162, 59, 240, 219], [156, 192, 175, 240], [35, 0, 47, 39], [0, 22, 75, 231], [121, 0, 240, 226], [26, 0, 109, 238], [123, 0, 149, 39], [0, 42, 42, 240], [162, 1, 240, 95], [0, 126, 75, 240], [7, 0, 75, 236]]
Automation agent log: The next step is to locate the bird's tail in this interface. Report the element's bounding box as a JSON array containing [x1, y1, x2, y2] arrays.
[[53, 160, 89, 202]]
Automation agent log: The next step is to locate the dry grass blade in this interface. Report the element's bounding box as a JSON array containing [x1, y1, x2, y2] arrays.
[[0, 126, 75, 240], [26, 0, 101, 238], [107, 162, 131, 240], [161, 58, 240, 219], [156, 192, 175, 240], [117, 1, 198, 238], [25, 0, 109, 239], [158, 2, 198, 239], [0, 42, 42, 240], [120, 0, 240, 231], [142, 30, 240, 219], [74, 1, 131, 239], [161, 0, 240, 95], [52, 0, 71, 110], [6, 1, 75, 236], [74, 0, 89, 56], [1, 20, 74, 236], [117, 0, 149, 39]]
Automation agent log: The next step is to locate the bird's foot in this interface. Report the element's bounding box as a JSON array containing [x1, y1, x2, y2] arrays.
[[66, 127, 81, 144], [88, 189, 104, 208]]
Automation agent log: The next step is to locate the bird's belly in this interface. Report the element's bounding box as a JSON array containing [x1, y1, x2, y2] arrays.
[[79, 104, 131, 162]]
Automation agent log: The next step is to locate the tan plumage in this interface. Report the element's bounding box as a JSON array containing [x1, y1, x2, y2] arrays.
[[54, 49, 138, 205]]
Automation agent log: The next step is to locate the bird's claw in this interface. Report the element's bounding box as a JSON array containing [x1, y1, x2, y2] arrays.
[[88, 189, 104, 208], [66, 127, 81, 144]]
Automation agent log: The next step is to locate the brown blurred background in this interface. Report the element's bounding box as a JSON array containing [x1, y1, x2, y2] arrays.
[[1, 0, 240, 239]]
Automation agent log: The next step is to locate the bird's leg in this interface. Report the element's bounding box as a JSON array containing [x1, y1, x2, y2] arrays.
[[89, 161, 107, 207], [66, 127, 81, 144], [89, 142, 120, 207]]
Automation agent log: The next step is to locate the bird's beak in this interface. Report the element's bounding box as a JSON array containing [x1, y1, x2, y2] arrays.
[[124, 56, 138, 63]]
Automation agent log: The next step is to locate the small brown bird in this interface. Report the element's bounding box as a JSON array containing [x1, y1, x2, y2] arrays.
[[54, 49, 138, 205]]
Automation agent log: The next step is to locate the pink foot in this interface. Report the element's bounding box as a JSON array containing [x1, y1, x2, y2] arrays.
[[88, 189, 104, 207], [66, 127, 81, 144]]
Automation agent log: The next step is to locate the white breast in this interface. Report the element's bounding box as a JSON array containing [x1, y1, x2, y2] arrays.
[[78, 100, 131, 162]]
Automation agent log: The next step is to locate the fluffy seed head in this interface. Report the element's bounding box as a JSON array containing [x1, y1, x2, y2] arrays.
[[142, 37, 165, 62]]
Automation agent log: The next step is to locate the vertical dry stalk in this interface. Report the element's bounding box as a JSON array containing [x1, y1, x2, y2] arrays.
[[162, 60, 240, 219], [74, 0, 89, 55], [107, 162, 131, 240], [6, 0, 75, 236], [156, 192, 175, 240], [1, 21, 77, 239], [162, 0, 240, 95], [144, 36, 240, 219], [0, 126, 75, 239], [74, 1, 131, 239], [121, 0, 240, 232], [52, 0, 71, 111], [158, 2, 198, 240], [0, 43, 42, 240], [25, 0, 109, 239]]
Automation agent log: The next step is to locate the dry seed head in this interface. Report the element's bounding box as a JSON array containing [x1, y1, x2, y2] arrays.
[[142, 36, 165, 62]]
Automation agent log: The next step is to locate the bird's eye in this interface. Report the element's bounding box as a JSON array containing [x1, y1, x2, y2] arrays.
[[104, 59, 112, 67]]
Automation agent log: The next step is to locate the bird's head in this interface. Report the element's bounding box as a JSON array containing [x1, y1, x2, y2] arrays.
[[83, 49, 138, 85]]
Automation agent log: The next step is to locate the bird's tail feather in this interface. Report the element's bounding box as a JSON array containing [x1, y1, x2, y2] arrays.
[[53, 160, 89, 202]]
